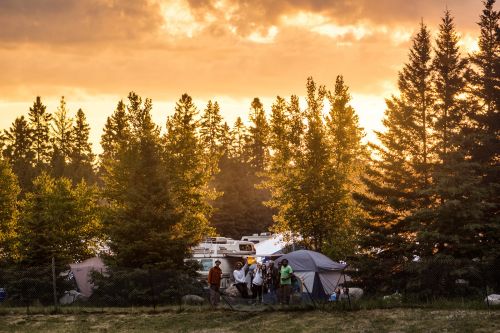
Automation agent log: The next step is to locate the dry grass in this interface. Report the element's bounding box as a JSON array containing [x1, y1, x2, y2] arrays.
[[0, 308, 498, 333]]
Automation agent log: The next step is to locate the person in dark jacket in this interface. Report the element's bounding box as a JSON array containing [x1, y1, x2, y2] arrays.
[[208, 259, 223, 306]]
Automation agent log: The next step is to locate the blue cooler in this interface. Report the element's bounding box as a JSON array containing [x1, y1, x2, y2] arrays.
[[0, 288, 6, 302]]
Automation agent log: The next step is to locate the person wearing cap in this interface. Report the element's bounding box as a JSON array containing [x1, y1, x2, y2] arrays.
[[233, 259, 249, 298], [208, 259, 223, 306]]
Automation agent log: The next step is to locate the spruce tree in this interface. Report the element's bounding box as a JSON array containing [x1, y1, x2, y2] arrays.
[[69, 109, 95, 184], [164, 93, 214, 245], [246, 98, 269, 171], [2, 116, 35, 191], [200, 100, 224, 176], [469, 0, 500, 290], [50, 96, 74, 178], [99, 100, 130, 179], [28, 96, 51, 172], [229, 117, 247, 161], [103, 92, 183, 268], [354, 23, 434, 293]]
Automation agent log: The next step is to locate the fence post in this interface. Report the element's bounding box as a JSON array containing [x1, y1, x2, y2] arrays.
[[52, 257, 58, 311]]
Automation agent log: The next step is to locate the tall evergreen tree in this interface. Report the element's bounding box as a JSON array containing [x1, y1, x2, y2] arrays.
[[103, 92, 184, 268], [28, 96, 51, 172], [2, 116, 35, 191], [99, 100, 131, 179], [164, 93, 214, 245], [50, 96, 73, 178], [229, 117, 247, 161], [354, 23, 434, 293], [69, 109, 95, 184], [468, 0, 500, 290], [0, 158, 20, 262], [246, 98, 269, 171], [200, 100, 224, 176]]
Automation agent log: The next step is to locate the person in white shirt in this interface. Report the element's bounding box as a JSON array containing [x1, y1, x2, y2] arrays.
[[251, 263, 264, 303], [233, 260, 249, 298]]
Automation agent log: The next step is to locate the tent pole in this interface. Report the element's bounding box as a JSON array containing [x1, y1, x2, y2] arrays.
[[343, 270, 351, 309], [301, 277, 317, 309]]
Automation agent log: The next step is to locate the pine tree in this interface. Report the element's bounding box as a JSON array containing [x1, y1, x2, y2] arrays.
[[164, 93, 214, 245], [103, 92, 184, 268], [50, 96, 74, 178], [246, 98, 269, 171], [99, 100, 131, 179], [69, 109, 95, 184], [468, 0, 500, 290], [200, 100, 224, 176], [229, 117, 247, 161], [0, 158, 20, 262], [354, 23, 434, 293], [28, 96, 51, 172], [2, 116, 35, 191]]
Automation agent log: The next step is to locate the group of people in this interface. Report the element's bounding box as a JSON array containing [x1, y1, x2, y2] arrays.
[[207, 258, 296, 307]]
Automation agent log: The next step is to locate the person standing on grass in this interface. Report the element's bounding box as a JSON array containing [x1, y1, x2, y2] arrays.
[[233, 260, 249, 298], [279, 259, 293, 305], [251, 263, 264, 304], [208, 259, 223, 306]]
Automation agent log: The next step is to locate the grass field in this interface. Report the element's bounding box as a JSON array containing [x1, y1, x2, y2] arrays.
[[0, 307, 498, 333]]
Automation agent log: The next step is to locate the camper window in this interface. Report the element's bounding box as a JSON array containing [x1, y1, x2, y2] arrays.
[[199, 259, 213, 271], [239, 244, 254, 251]]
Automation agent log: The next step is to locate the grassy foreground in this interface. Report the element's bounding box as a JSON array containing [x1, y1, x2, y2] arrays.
[[0, 308, 498, 333]]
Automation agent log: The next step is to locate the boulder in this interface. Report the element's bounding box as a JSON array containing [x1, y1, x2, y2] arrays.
[[181, 294, 205, 305], [347, 287, 363, 301], [485, 294, 500, 306], [223, 285, 241, 297]]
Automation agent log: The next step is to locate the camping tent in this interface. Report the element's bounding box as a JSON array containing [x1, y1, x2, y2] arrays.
[[69, 257, 106, 297], [276, 250, 348, 300]]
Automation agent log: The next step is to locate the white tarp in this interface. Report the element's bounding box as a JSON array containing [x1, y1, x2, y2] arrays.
[[69, 257, 105, 297], [255, 234, 287, 257]]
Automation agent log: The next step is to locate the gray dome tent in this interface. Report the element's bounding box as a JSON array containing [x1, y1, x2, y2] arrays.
[[276, 250, 348, 300]]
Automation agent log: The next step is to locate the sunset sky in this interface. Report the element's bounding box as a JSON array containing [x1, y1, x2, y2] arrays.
[[0, 0, 488, 153]]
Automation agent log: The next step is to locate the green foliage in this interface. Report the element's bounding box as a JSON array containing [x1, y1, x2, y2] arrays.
[[0, 159, 20, 261], [16, 172, 101, 266], [69, 109, 95, 184], [103, 92, 185, 269], [267, 77, 365, 259], [89, 265, 203, 306], [354, 23, 434, 293], [2, 116, 35, 191], [200, 100, 225, 176], [50, 96, 74, 178], [28, 96, 52, 171], [164, 93, 215, 243]]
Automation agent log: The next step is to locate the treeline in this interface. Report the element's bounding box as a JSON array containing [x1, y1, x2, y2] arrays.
[[0, 1, 498, 298]]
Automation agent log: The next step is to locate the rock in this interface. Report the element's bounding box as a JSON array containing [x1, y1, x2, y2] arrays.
[[181, 294, 205, 305], [347, 288, 363, 301], [383, 292, 402, 303], [59, 290, 84, 305], [485, 294, 500, 306], [223, 285, 241, 297]]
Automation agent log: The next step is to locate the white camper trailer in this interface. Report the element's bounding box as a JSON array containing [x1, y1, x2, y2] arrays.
[[191, 237, 256, 289]]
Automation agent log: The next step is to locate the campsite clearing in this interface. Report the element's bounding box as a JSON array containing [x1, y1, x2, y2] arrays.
[[0, 308, 498, 332]]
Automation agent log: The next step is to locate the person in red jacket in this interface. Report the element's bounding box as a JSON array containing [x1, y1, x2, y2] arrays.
[[208, 259, 223, 306]]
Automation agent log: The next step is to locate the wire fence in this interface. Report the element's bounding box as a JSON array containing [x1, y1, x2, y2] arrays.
[[0, 257, 206, 313]]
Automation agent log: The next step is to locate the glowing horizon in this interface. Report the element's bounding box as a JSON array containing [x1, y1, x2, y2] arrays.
[[0, 0, 487, 154]]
